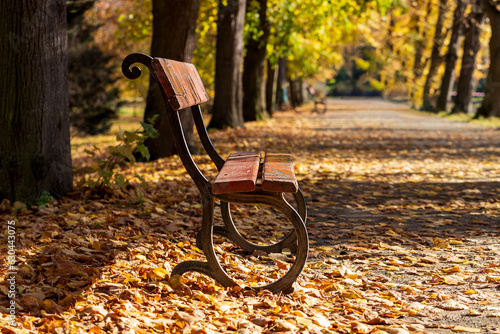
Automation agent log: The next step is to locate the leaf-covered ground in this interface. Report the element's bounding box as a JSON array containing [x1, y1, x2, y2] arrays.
[[1, 99, 500, 334]]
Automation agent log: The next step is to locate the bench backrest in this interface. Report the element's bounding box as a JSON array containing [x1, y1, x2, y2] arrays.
[[122, 53, 224, 196], [151, 58, 210, 110]]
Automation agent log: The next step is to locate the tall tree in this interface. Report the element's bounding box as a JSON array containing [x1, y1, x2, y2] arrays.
[[208, 0, 247, 129], [275, 57, 289, 110], [436, 0, 467, 111], [411, 0, 433, 81], [452, 0, 485, 114], [421, 0, 449, 111], [476, 0, 500, 117], [0, 0, 73, 203], [144, 0, 201, 159], [265, 60, 278, 115], [242, 0, 270, 122], [288, 77, 304, 107]]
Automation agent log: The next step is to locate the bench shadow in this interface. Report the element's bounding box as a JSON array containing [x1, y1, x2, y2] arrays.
[[300, 178, 500, 248]]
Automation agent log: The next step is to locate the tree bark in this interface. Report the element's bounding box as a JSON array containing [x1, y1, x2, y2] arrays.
[[242, 0, 269, 122], [476, 0, 500, 118], [208, 0, 247, 129], [452, 0, 485, 114], [411, 0, 432, 80], [275, 57, 289, 110], [288, 77, 304, 107], [0, 0, 73, 203], [144, 0, 201, 159], [265, 59, 278, 115], [421, 0, 449, 111], [436, 0, 467, 112]]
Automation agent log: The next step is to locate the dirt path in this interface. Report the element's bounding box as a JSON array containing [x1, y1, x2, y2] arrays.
[[300, 98, 500, 333]]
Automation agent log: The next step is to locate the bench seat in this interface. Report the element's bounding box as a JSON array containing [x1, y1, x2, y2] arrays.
[[212, 152, 297, 194], [212, 152, 260, 194], [262, 153, 298, 193]]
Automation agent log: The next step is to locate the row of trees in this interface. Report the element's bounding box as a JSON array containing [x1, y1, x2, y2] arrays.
[[108, 0, 500, 160], [326, 0, 500, 116], [1, 0, 499, 202], [124, 0, 351, 159]]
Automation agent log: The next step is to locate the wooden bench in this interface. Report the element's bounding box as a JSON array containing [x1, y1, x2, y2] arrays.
[[312, 97, 327, 114], [122, 53, 308, 293]]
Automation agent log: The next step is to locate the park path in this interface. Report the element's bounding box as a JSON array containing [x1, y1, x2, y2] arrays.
[[293, 98, 500, 333]]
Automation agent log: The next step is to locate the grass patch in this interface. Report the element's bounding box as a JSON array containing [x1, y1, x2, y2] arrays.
[[436, 111, 500, 128], [119, 105, 144, 118]]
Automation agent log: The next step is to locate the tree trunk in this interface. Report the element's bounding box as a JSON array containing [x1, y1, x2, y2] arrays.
[[275, 57, 289, 110], [421, 0, 449, 111], [242, 0, 269, 122], [411, 0, 432, 80], [409, 0, 432, 106], [208, 0, 247, 129], [265, 59, 278, 115], [0, 0, 73, 203], [452, 0, 485, 114], [436, 0, 467, 112], [476, 0, 500, 118], [288, 77, 303, 107], [144, 0, 201, 159]]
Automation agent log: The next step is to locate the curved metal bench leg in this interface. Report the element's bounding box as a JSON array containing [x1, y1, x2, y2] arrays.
[[210, 189, 307, 254], [174, 192, 309, 293], [246, 192, 309, 293], [173, 196, 237, 288]]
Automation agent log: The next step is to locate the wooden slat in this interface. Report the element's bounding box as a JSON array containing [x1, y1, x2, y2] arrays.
[[262, 153, 298, 193], [152, 58, 210, 110], [212, 152, 260, 194]]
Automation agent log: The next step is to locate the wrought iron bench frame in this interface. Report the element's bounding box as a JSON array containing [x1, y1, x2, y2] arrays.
[[122, 53, 308, 293]]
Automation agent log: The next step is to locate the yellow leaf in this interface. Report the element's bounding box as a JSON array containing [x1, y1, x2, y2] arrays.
[[153, 267, 169, 279], [341, 289, 363, 299], [135, 254, 147, 261], [88, 326, 102, 334], [312, 314, 330, 328], [442, 265, 462, 273], [468, 309, 481, 316], [40, 299, 53, 312], [434, 237, 450, 248], [339, 265, 357, 279], [296, 316, 312, 326], [452, 326, 481, 332], [487, 276, 500, 282]]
